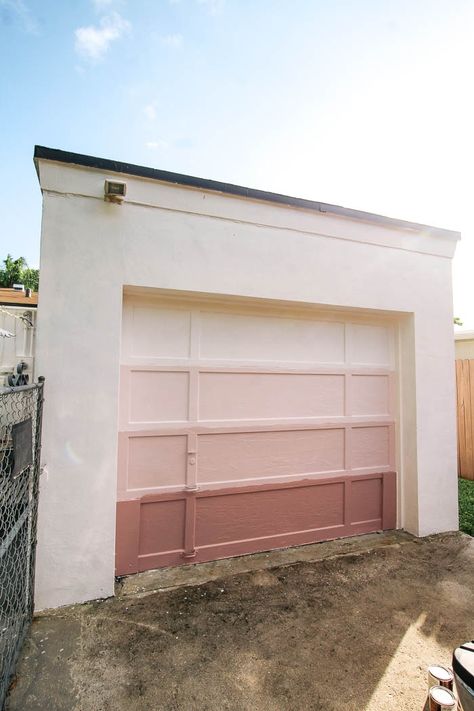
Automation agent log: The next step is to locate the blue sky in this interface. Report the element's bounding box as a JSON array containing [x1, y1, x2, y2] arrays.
[[1, 0, 472, 324]]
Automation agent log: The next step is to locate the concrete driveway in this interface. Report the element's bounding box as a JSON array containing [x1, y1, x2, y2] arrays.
[[7, 531, 474, 711]]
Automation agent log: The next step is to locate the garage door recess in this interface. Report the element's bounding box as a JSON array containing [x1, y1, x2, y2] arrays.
[[116, 295, 397, 575]]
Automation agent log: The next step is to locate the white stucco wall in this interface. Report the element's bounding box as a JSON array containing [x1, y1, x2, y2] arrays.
[[34, 157, 460, 609]]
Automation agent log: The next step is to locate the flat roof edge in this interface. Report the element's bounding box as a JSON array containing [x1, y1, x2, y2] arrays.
[[455, 331, 474, 341], [34, 146, 461, 240]]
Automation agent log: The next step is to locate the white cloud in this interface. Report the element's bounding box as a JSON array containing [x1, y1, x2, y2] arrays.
[[0, 0, 38, 34], [74, 11, 130, 61], [160, 33, 183, 48], [146, 139, 168, 150], [196, 0, 224, 15], [144, 103, 157, 120]]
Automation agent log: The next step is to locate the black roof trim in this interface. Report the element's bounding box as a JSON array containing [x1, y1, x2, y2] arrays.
[[34, 146, 460, 240]]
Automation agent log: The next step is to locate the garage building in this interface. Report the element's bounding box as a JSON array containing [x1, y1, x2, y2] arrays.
[[34, 146, 460, 610]]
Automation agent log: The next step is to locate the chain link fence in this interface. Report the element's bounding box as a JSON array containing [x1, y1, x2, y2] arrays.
[[0, 380, 44, 709]]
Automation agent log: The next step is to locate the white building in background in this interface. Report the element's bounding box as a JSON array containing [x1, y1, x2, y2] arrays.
[[0, 288, 37, 386], [455, 331, 474, 360]]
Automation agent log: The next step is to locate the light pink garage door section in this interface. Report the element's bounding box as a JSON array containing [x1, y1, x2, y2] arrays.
[[116, 296, 397, 575]]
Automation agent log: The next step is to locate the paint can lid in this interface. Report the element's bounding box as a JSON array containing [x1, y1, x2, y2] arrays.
[[428, 665, 453, 682], [429, 685, 457, 709], [453, 641, 474, 691]]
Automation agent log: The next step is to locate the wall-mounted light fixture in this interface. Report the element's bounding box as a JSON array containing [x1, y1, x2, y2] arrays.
[[104, 179, 127, 204]]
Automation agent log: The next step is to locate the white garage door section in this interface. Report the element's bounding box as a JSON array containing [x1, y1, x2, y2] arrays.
[[116, 295, 397, 575]]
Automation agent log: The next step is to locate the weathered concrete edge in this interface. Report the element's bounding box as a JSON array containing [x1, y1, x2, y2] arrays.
[[33, 531, 467, 615], [116, 530, 416, 599]]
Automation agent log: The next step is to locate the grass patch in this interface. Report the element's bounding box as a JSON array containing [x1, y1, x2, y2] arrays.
[[459, 477, 474, 536]]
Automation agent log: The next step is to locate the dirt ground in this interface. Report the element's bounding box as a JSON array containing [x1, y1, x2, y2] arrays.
[[7, 531, 474, 711]]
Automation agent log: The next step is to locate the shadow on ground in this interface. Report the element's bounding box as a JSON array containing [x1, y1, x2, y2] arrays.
[[7, 532, 474, 711]]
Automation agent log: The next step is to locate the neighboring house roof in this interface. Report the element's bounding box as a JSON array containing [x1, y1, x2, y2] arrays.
[[0, 288, 38, 307], [34, 145, 461, 241], [455, 331, 474, 341]]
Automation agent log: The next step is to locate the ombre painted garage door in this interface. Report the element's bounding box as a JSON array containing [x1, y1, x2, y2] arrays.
[[116, 295, 397, 575]]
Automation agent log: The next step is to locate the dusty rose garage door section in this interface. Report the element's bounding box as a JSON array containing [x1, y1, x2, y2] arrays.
[[116, 294, 397, 575]]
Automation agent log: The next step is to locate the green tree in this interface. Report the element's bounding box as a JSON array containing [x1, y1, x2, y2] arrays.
[[21, 267, 39, 291], [0, 255, 39, 291]]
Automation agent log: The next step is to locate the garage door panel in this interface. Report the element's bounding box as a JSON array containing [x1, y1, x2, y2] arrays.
[[196, 483, 345, 546], [350, 478, 383, 523], [115, 472, 395, 574], [349, 324, 392, 366], [128, 370, 190, 423], [139, 499, 185, 555], [198, 429, 345, 484], [126, 435, 187, 490], [198, 372, 345, 420], [124, 305, 191, 359], [352, 426, 390, 469], [199, 312, 345, 363], [351, 375, 390, 416]]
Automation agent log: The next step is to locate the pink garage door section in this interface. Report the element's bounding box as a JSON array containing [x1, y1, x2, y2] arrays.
[[116, 297, 397, 576]]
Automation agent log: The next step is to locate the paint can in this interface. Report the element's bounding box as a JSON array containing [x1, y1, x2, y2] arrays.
[[428, 665, 454, 691], [428, 685, 457, 710]]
